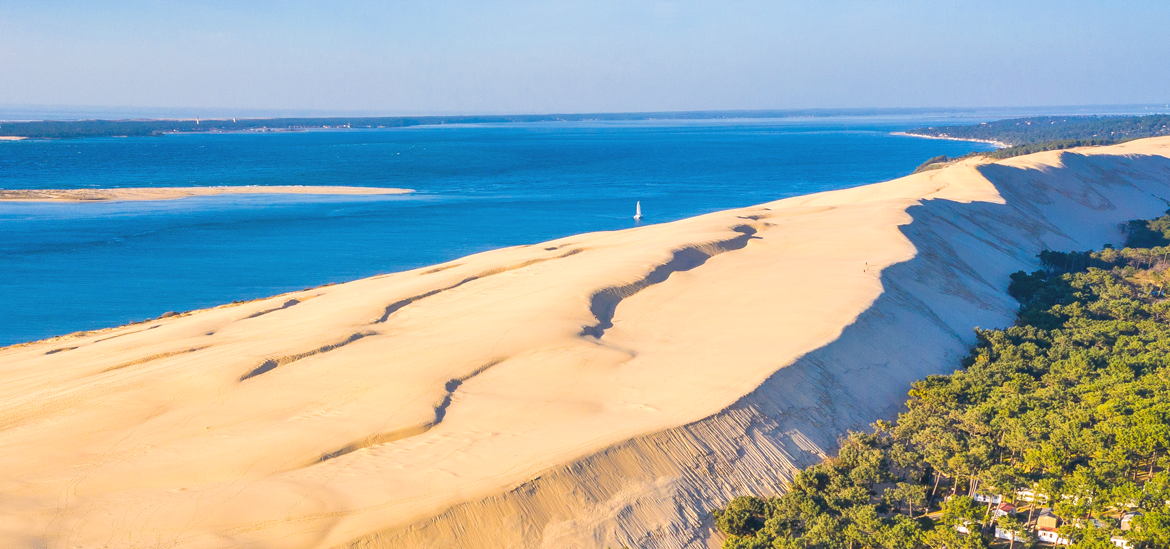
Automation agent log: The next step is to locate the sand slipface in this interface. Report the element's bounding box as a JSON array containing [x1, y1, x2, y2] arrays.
[[1, 138, 1170, 548], [0, 185, 412, 202]]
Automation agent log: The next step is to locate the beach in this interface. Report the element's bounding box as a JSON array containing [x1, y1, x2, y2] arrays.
[[890, 131, 1010, 148], [0, 185, 412, 202], [1, 137, 1169, 548]]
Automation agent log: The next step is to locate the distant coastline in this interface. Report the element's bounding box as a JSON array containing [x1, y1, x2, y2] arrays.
[[0, 185, 413, 203], [0, 108, 979, 140], [3, 110, 1166, 141], [891, 131, 1009, 148], [902, 114, 1170, 149]]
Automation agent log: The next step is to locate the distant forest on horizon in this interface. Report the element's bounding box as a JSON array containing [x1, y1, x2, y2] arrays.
[[0, 107, 977, 139], [907, 115, 1170, 172], [906, 115, 1170, 146], [1, 109, 1167, 141]]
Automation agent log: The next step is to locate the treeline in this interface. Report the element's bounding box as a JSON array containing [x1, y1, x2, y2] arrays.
[[0, 108, 975, 140], [909, 115, 1170, 172], [906, 115, 1170, 147], [712, 213, 1170, 548], [912, 140, 1118, 173], [980, 140, 1116, 160]]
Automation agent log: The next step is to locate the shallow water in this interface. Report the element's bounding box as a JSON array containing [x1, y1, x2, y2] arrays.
[[0, 117, 994, 346]]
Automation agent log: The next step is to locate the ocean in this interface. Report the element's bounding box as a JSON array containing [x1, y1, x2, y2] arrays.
[[0, 116, 994, 346]]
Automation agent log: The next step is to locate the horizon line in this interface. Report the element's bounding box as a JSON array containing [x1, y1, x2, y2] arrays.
[[2, 103, 1169, 123]]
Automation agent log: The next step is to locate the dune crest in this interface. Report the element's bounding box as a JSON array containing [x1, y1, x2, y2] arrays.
[[2, 138, 1170, 548]]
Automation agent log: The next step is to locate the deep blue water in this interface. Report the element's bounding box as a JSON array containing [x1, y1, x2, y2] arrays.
[[0, 117, 994, 346]]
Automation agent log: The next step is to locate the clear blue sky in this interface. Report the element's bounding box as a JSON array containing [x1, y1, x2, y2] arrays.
[[1, 0, 1167, 115]]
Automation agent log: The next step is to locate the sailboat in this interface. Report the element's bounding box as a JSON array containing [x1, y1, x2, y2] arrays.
[[633, 201, 643, 221]]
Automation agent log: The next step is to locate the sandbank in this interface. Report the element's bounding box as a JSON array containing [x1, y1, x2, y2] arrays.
[[891, 130, 1010, 148], [1, 138, 1169, 548], [0, 185, 413, 202]]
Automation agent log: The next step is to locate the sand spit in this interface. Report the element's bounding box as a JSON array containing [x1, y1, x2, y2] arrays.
[[1, 138, 1169, 549], [0, 185, 412, 202], [891, 131, 1010, 149]]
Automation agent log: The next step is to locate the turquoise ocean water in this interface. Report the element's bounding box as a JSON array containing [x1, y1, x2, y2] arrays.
[[0, 117, 994, 346]]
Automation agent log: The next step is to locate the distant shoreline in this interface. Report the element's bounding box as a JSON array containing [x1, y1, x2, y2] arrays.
[[0, 109, 979, 140], [890, 131, 1009, 148], [0, 185, 414, 203]]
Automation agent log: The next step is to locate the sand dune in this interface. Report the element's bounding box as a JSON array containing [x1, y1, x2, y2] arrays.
[[2, 138, 1170, 548], [0, 185, 412, 202]]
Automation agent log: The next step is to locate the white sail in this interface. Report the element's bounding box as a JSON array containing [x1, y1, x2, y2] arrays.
[[634, 201, 642, 220]]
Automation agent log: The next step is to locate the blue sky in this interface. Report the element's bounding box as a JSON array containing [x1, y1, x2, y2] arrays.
[[1, 1, 1167, 115]]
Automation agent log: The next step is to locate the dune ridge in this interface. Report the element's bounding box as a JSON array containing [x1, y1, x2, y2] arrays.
[[0, 185, 412, 202], [1, 138, 1169, 548]]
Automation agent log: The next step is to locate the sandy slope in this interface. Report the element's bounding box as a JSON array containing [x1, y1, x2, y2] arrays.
[[2, 138, 1170, 549], [0, 185, 412, 202]]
